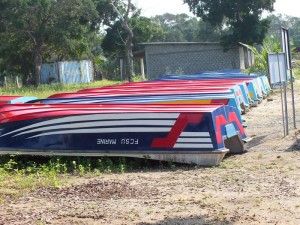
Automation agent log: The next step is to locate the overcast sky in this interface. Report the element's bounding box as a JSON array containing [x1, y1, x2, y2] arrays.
[[134, 0, 300, 18]]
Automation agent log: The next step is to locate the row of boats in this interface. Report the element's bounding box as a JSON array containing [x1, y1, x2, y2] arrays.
[[0, 70, 271, 166]]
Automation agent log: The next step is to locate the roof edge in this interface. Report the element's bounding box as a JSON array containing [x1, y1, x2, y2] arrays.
[[139, 42, 221, 45]]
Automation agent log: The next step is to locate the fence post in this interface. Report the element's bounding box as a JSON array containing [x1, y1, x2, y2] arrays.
[[3, 76, 7, 88], [15, 76, 20, 88], [140, 58, 145, 80], [120, 58, 123, 81]]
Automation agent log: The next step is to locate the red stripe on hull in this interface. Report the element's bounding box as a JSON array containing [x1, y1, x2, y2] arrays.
[[151, 113, 204, 148]]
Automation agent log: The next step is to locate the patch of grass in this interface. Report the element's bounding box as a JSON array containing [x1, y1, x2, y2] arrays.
[[218, 158, 244, 169], [213, 206, 228, 221], [0, 155, 182, 200], [0, 80, 122, 98], [146, 208, 153, 215], [124, 208, 140, 221], [294, 67, 300, 79], [264, 161, 278, 169], [195, 181, 206, 188], [255, 197, 263, 206], [0, 156, 64, 198]]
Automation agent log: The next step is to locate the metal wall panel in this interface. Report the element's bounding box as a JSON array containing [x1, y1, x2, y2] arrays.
[[41, 63, 59, 83], [41, 60, 93, 84]]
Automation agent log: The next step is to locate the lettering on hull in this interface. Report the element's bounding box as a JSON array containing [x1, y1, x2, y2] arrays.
[[97, 139, 117, 145], [96, 138, 139, 145]]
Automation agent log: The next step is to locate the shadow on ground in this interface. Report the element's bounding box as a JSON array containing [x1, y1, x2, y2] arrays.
[[286, 130, 300, 151], [246, 135, 268, 149], [139, 216, 233, 225]]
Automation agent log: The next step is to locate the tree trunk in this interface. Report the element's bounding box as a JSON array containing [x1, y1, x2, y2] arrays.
[[121, 0, 134, 82], [33, 44, 42, 87], [125, 33, 134, 82]]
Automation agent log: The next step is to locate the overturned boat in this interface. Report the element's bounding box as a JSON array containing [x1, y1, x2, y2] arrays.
[[158, 73, 266, 105], [0, 96, 37, 106], [0, 103, 249, 166], [32, 91, 244, 124], [47, 83, 246, 115]]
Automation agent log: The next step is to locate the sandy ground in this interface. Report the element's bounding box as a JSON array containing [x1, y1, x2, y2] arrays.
[[0, 81, 300, 225]]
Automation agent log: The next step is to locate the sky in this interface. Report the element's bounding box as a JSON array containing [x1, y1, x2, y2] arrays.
[[134, 0, 300, 18]]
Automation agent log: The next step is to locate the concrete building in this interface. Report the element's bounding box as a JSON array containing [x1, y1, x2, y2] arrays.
[[141, 42, 253, 79]]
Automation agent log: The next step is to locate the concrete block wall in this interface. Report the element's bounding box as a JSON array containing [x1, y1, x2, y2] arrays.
[[144, 43, 243, 79]]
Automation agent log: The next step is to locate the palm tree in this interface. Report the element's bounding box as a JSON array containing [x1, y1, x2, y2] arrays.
[[240, 36, 281, 76]]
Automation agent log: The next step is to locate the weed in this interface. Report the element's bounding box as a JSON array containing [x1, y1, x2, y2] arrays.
[[124, 208, 140, 221], [167, 161, 176, 170], [265, 161, 278, 169], [203, 193, 212, 201], [117, 158, 127, 173], [146, 208, 153, 215], [195, 181, 206, 188], [178, 198, 187, 205], [213, 206, 228, 221], [287, 165, 295, 171], [255, 197, 263, 206]]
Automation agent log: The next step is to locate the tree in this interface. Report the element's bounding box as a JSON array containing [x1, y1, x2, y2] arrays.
[[102, 15, 164, 55], [240, 36, 281, 76], [183, 0, 275, 48], [153, 13, 194, 42], [152, 13, 222, 42], [101, 7, 164, 80], [0, 0, 100, 86], [267, 14, 300, 47], [108, 0, 135, 81], [197, 19, 223, 42], [120, 0, 134, 82], [92, 0, 124, 27]]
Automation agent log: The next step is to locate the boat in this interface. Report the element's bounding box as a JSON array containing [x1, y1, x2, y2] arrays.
[[0, 96, 37, 106], [0, 103, 249, 166]]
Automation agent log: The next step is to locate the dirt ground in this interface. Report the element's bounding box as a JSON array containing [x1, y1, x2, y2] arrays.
[[1, 81, 300, 225]]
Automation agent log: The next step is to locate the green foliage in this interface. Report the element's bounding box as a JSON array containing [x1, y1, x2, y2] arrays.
[[102, 15, 164, 56], [197, 19, 223, 42], [221, 15, 271, 49], [152, 13, 222, 42], [240, 36, 281, 76], [92, 0, 123, 27], [293, 59, 300, 79], [294, 68, 300, 79], [0, 0, 119, 86], [153, 13, 198, 42], [102, 12, 224, 59], [184, 0, 275, 48], [267, 14, 300, 48]]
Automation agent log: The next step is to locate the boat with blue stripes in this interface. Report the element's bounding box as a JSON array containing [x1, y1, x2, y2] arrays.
[[0, 104, 249, 166]]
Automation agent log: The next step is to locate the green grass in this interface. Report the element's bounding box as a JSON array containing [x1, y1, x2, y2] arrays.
[[294, 67, 300, 79], [293, 59, 300, 79], [0, 74, 145, 99], [0, 80, 122, 98], [0, 155, 181, 201]]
